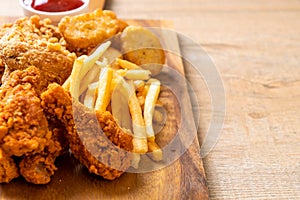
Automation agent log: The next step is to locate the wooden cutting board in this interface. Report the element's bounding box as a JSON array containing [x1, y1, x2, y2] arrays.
[[0, 17, 209, 199]]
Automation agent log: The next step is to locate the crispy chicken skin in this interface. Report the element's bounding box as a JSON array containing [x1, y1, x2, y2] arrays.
[[0, 148, 19, 183], [0, 66, 67, 184], [19, 118, 68, 184], [0, 23, 13, 81], [19, 137, 62, 184], [41, 83, 133, 180], [0, 15, 76, 85], [0, 66, 51, 157]]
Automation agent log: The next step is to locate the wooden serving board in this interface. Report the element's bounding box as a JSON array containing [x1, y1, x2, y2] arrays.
[[0, 18, 209, 199]]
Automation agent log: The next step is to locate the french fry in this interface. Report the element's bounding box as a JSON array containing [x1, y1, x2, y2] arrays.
[[111, 76, 132, 130], [112, 93, 132, 129], [69, 55, 87, 99], [69, 42, 111, 100], [63, 27, 167, 169], [137, 95, 145, 108], [88, 82, 99, 89], [62, 77, 70, 91], [110, 73, 125, 92], [131, 153, 141, 169], [141, 84, 149, 98], [83, 82, 99, 109], [116, 69, 127, 77], [147, 141, 163, 161], [79, 64, 102, 95], [69, 42, 111, 99], [127, 81, 148, 154], [95, 67, 113, 113], [133, 80, 145, 91], [95, 57, 108, 68], [80, 41, 111, 80], [111, 78, 148, 154], [124, 69, 151, 80], [117, 58, 142, 70], [132, 136, 148, 154], [143, 79, 161, 142]]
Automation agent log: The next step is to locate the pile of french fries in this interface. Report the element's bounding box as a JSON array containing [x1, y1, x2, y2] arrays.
[[63, 41, 163, 168]]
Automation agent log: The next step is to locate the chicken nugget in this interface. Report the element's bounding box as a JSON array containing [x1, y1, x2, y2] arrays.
[[121, 26, 165, 75], [58, 9, 128, 55]]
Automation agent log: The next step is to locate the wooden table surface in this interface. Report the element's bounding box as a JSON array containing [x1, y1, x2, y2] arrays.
[[1, 0, 300, 199]]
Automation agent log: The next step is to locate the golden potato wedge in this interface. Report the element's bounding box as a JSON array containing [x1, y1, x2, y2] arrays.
[[121, 26, 165, 75]]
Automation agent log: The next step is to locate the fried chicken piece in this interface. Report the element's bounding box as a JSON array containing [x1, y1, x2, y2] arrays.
[[0, 66, 51, 157], [47, 117, 69, 154], [19, 136, 62, 184], [19, 153, 57, 184], [0, 23, 13, 81], [0, 23, 12, 38], [41, 83, 133, 180], [58, 9, 128, 56], [0, 66, 68, 184], [0, 15, 76, 85], [19, 115, 68, 184], [0, 148, 19, 183]]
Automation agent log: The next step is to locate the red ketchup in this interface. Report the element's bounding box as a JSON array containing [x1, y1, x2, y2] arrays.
[[30, 0, 84, 12]]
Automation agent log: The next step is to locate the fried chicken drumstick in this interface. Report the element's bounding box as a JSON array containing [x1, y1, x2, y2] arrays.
[[0, 67, 67, 184]]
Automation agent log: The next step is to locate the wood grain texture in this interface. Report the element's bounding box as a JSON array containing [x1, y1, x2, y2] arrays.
[[107, 1, 300, 199], [0, 18, 209, 199], [1, 0, 300, 199]]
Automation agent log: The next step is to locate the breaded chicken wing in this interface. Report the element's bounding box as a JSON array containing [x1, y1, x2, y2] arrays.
[[0, 66, 67, 184], [19, 117, 68, 184], [19, 139, 62, 184], [0, 66, 51, 157], [0, 15, 76, 85], [41, 83, 133, 180]]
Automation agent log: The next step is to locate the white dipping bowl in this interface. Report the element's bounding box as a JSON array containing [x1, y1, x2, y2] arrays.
[[19, 0, 90, 23]]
